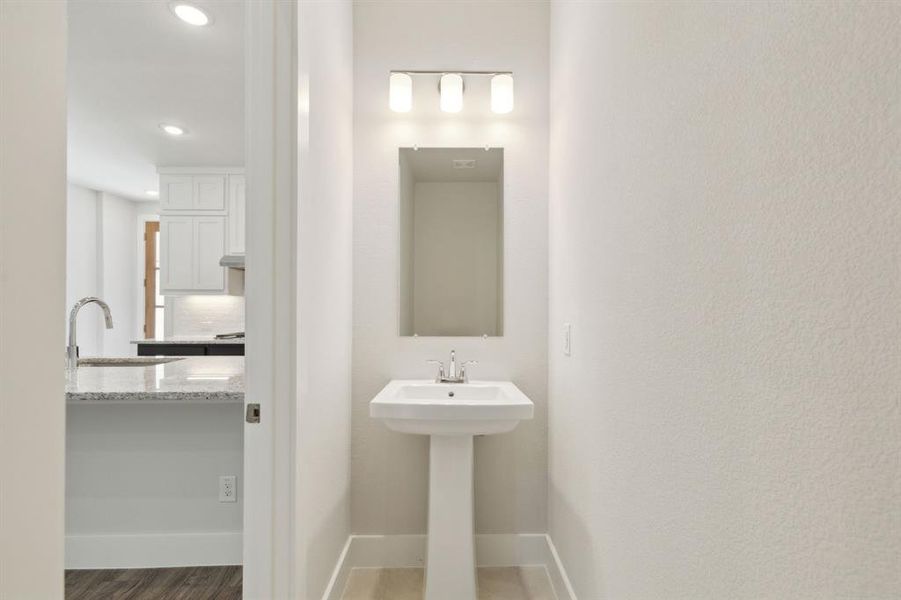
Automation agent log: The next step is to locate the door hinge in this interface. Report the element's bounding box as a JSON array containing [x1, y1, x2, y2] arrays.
[[245, 403, 261, 424]]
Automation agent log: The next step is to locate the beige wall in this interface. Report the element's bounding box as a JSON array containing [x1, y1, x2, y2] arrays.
[[0, 1, 67, 597], [549, 2, 901, 598], [411, 181, 500, 336], [352, 0, 549, 535]]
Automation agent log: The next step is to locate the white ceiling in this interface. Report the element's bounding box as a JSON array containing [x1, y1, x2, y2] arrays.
[[402, 147, 503, 182], [67, 0, 244, 201]]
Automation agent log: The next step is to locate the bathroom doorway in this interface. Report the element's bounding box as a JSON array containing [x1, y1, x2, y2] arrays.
[[62, 1, 286, 597]]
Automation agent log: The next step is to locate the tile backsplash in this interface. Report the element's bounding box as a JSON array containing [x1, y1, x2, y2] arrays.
[[168, 295, 245, 337]]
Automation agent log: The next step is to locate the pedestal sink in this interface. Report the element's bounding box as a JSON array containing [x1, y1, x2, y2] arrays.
[[370, 380, 533, 600]]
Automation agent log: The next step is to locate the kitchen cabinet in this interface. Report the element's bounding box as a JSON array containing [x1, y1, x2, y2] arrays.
[[227, 174, 246, 254], [158, 167, 242, 295], [160, 215, 225, 294], [160, 174, 226, 212]]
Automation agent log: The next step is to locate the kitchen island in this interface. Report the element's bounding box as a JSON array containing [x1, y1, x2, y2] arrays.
[[66, 355, 244, 404], [65, 355, 245, 569]]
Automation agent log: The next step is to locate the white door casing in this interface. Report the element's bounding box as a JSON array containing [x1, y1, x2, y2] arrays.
[[243, 1, 298, 598]]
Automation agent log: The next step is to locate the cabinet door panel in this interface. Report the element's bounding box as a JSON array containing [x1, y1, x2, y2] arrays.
[[227, 175, 246, 254], [193, 176, 226, 211], [161, 175, 193, 210], [193, 217, 226, 290], [160, 216, 193, 291]]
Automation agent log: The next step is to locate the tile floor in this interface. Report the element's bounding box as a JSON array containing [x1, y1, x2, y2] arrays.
[[341, 566, 558, 600]]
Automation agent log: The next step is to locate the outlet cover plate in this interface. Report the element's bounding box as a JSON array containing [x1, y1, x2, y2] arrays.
[[219, 475, 237, 503]]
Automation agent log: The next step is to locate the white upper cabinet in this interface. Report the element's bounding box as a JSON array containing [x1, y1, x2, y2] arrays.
[[160, 216, 226, 294], [158, 168, 242, 295], [161, 175, 193, 210], [193, 176, 227, 211], [227, 174, 246, 254], [160, 174, 226, 212], [160, 216, 195, 292], [193, 217, 226, 290]]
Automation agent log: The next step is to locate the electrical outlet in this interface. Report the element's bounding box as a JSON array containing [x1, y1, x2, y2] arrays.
[[563, 323, 572, 356], [219, 475, 237, 503]]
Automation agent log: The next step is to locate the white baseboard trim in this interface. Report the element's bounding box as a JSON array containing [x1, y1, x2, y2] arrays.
[[545, 535, 578, 600], [65, 531, 242, 570], [321, 533, 577, 600]]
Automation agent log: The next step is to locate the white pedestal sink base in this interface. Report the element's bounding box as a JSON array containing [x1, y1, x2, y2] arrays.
[[425, 435, 477, 600], [370, 380, 534, 600]]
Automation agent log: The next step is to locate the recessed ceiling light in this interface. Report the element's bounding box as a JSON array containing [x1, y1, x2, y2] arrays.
[[159, 123, 186, 136], [146, 190, 159, 197], [170, 3, 210, 27]]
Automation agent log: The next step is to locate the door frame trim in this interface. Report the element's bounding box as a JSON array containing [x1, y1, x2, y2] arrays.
[[243, 1, 299, 598]]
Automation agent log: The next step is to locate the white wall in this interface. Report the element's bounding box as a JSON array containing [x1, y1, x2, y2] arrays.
[[66, 184, 159, 356], [548, 2, 901, 598], [67, 183, 102, 355], [100, 192, 140, 355], [295, 0, 354, 597], [352, 1, 548, 535], [0, 1, 67, 596]]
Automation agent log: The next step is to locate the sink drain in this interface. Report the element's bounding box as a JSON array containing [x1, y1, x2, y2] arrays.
[[448, 391, 455, 398]]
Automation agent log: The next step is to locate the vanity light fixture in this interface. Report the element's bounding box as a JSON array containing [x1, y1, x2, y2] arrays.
[[170, 2, 211, 26], [389, 72, 413, 112], [159, 123, 186, 136], [388, 71, 514, 114], [146, 190, 159, 198], [439, 73, 464, 113]]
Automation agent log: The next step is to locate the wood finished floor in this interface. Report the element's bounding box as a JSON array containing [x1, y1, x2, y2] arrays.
[[341, 567, 558, 600], [65, 566, 241, 600]]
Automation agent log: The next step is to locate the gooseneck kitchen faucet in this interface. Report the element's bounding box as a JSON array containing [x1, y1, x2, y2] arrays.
[[67, 297, 113, 370]]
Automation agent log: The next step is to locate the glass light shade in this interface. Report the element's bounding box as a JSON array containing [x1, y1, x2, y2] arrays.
[[491, 74, 514, 114], [389, 73, 413, 113], [439, 73, 464, 113]]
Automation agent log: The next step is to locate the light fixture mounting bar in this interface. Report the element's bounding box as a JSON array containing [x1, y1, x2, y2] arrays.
[[391, 70, 513, 76]]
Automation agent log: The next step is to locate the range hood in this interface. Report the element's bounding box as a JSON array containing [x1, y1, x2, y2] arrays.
[[219, 254, 245, 269]]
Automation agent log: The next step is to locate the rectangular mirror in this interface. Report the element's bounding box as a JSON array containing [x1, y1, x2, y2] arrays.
[[399, 147, 503, 337]]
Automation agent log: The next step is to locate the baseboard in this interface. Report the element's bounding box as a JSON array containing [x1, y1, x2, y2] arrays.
[[65, 531, 242, 570], [545, 535, 578, 600], [321, 533, 577, 600]]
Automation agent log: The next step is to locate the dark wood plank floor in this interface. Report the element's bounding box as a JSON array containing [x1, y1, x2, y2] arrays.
[[65, 566, 241, 600]]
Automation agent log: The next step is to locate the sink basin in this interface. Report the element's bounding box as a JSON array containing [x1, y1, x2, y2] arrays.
[[370, 379, 533, 600], [77, 357, 185, 367], [370, 380, 533, 435]]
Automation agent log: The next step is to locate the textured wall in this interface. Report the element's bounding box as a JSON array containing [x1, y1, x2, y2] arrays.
[[548, 2, 901, 598], [294, 1, 355, 597], [352, 0, 549, 535]]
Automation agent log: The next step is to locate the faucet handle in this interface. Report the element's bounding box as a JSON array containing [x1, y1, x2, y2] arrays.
[[460, 360, 478, 383], [426, 359, 445, 382]]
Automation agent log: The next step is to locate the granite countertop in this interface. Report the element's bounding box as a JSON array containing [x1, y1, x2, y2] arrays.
[[66, 356, 244, 404], [130, 336, 244, 345]]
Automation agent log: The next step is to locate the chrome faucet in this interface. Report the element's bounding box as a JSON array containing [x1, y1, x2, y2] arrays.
[[67, 297, 113, 370], [427, 350, 477, 383]]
